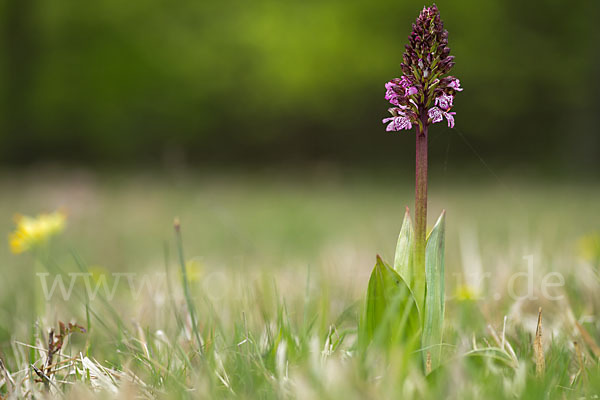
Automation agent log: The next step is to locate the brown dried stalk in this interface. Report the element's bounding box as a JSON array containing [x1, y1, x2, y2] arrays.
[[534, 308, 545, 377]]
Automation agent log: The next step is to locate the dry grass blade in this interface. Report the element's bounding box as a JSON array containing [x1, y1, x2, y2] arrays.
[[31, 364, 61, 393], [574, 320, 600, 359], [0, 358, 15, 393], [45, 329, 55, 377], [534, 308, 544, 377], [574, 341, 584, 371], [486, 323, 518, 367], [573, 341, 586, 385], [79, 354, 119, 394], [425, 351, 432, 375]]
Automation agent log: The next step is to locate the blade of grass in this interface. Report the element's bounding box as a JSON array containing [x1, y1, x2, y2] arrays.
[[173, 218, 203, 354], [163, 241, 185, 334]]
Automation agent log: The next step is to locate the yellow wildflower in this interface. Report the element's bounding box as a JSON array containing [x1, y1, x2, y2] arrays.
[[454, 284, 481, 301], [88, 265, 110, 285], [578, 233, 600, 263], [179, 259, 204, 283], [8, 211, 66, 254]]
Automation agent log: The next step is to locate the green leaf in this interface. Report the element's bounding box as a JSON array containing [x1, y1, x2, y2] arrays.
[[393, 208, 424, 313], [422, 210, 446, 374], [361, 255, 420, 351]]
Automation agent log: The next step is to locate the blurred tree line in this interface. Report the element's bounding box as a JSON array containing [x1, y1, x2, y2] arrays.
[[1, 0, 599, 171]]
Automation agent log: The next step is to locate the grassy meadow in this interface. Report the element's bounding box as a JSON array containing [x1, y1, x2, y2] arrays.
[[0, 169, 599, 398]]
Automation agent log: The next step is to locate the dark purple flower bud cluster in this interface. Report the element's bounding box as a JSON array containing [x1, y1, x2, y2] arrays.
[[383, 4, 463, 132]]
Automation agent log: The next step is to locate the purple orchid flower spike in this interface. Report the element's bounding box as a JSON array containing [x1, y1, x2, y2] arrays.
[[382, 4, 462, 131]]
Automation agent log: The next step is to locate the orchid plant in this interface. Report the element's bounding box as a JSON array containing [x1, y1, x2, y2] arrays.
[[361, 4, 461, 374]]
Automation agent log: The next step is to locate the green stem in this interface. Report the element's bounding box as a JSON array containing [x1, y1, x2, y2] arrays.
[[414, 115, 428, 306], [174, 219, 204, 354]]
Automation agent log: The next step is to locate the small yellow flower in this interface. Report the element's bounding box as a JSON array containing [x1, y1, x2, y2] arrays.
[[179, 259, 204, 283], [88, 265, 110, 285], [578, 233, 600, 263], [454, 284, 480, 301], [8, 211, 66, 254]]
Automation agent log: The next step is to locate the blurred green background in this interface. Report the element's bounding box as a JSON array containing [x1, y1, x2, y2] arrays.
[[1, 0, 599, 172]]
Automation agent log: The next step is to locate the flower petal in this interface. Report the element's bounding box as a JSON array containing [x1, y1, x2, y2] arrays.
[[444, 111, 456, 128], [428, 107, 443, 123]]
